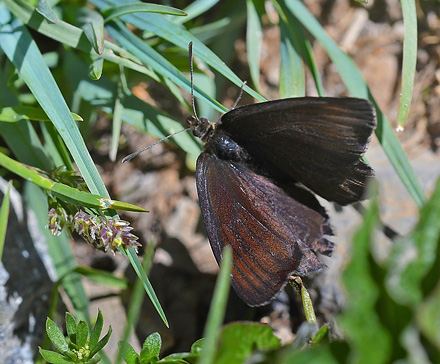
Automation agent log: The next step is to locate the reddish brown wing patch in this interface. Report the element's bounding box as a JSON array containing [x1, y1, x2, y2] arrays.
[[196, 153, 333, 306]]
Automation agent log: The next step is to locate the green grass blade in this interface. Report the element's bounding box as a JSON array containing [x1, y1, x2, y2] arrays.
[[36, 0, 57, 23], [275, 0, 324, 96], [283, 0, 426, 208], [0, 106, 82, 123], [272, 0, 306, 98], [279, 16, 305, 98], [103, 3, 187, 22], [397, 0, 417, 128], [246, 0, 263, 93], [176, 0, 220, 24], [110, 76, 124, 162], [0, 153, 147, 212], [199, 247, 232, 364], [123, 247, 168, 327], [0, 180, 12, 261]]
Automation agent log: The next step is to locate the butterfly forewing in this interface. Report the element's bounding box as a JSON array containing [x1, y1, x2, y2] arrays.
[[196, 152, 333, 306], [219, 97, 376, 205]]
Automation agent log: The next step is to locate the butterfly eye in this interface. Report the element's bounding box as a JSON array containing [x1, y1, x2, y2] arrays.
[[190, 117, 215, 141], [186, 115, 198, 127]]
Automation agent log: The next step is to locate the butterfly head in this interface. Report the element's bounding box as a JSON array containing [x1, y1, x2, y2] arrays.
[[187, 115, 216, 142]]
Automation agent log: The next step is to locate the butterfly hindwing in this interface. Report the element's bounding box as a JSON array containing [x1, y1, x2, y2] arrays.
[[195, 152, 333, 306], [219, 97, 376, 205]]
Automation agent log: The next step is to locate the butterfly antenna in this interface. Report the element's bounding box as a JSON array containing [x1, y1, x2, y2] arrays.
[[121, 127, 191, 163], [189, 42, 199, 120], [215, 81, 247, 124], [231, 81, 247, 110]]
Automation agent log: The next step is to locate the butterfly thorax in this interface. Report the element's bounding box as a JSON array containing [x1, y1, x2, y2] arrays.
[[206, 131, 251, 163]]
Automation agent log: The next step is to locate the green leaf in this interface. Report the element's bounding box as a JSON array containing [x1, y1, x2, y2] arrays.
[[39, 348, 75, 364], [278, 345, 338, 364], [89, 57, 104, 80], [46, 318, 70, 354], [190, 338, 204, 355], [90, 310, 104, 349], [65, 313, 77, 343], [311, 324, 329, 347], [387, 177, 440, 307], [103, 3, 187, 22], [76, 320, 89, 347], [0, 180, 11, 260], [397, 0, 417, 128], [338, 191, 392, 364], [118, 342, 139, 364], [215, 322, 281, 364], [142, 332, 162, 359]]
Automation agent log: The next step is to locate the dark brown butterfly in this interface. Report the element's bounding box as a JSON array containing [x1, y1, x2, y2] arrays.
[[188, 96, 376, 307], [123, 44, 376, 307]]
